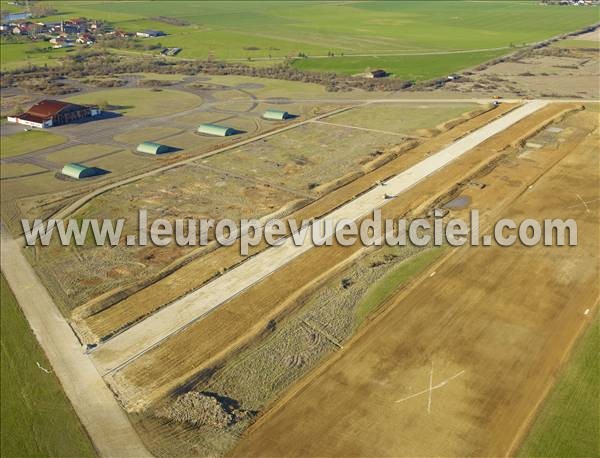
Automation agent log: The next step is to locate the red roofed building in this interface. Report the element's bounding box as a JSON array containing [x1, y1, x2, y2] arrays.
[[8, 100, 101, 128]]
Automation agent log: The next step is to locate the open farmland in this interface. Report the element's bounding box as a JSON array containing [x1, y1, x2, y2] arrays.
[[2, 1, 596, 80], [0, 275, 97, 458], [518, 318, 599, 458], [232, 108, 599, 458], [292, 49, 509, 80], [0, 38, 73, 70]]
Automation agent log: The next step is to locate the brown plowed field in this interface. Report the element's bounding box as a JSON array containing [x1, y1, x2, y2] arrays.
[[231, 112, 599, 457], [76, 104, 517, 343], [103, 104, 579, 411]]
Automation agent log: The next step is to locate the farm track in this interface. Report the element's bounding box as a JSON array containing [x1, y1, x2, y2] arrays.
[[231, 112, 599, 457], [74, 103, 516, 344], [97, 103, 577, 411]]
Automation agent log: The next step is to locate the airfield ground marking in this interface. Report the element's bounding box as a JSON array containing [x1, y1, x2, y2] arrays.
[[569, 195, 599, 213], [576, 194, 591, 213], [36, 362, 51, 374], [395, 366, 466, 414], [311, 119, 417, 138], [427, 361, 434, 414]]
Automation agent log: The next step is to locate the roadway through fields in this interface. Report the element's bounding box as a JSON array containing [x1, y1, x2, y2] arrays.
[[90, 100, 548, 376]]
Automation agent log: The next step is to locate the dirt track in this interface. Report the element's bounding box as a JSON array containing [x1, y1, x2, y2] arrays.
[[231, 114, 599, 457]]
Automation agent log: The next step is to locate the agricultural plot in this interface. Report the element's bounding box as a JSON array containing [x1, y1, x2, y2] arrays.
[[6, 0, 595, 79], [231, 109, 599, 458], [292, 49, 508, 80], [0, 275, 97, 458], [518, 318, 599, 458], [0, 38, 72, 70]]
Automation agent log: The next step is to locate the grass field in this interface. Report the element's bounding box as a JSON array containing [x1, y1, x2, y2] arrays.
[[327, 103, 478, 135], [0, 274, 97, 457], [0, 38, 72, 70], [1, 1, 596, 79], [66, 88, 202, 118], [204, 121, 403, 194], [0, 130, 67, 158], [44, 144, 121, 164], [292, 49, 508, 80], [355, 248, 445, 325], [518, 318, 599, 458]]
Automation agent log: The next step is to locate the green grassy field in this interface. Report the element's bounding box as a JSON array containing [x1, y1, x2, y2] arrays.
[[0, 130, 67, 158], [1, 1, 596, 79], [355, 248, 444, 325], [292, 49, 509, 80], [0, 274, 97, 457], [0, 38, 73, 70], [66, 88, 202, 118], [328, 103, 478, 134], [518, 317, 599, 458]]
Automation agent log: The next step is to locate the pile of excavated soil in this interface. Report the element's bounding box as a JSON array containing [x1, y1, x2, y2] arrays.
[[157, 392, 251, 428]]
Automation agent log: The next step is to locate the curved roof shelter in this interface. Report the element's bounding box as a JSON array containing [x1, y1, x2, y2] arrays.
[[136, 141, 171, 155], [263, 109, 290, 120], [61, 163, 99, 179], [197, 123, 236, 137]]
